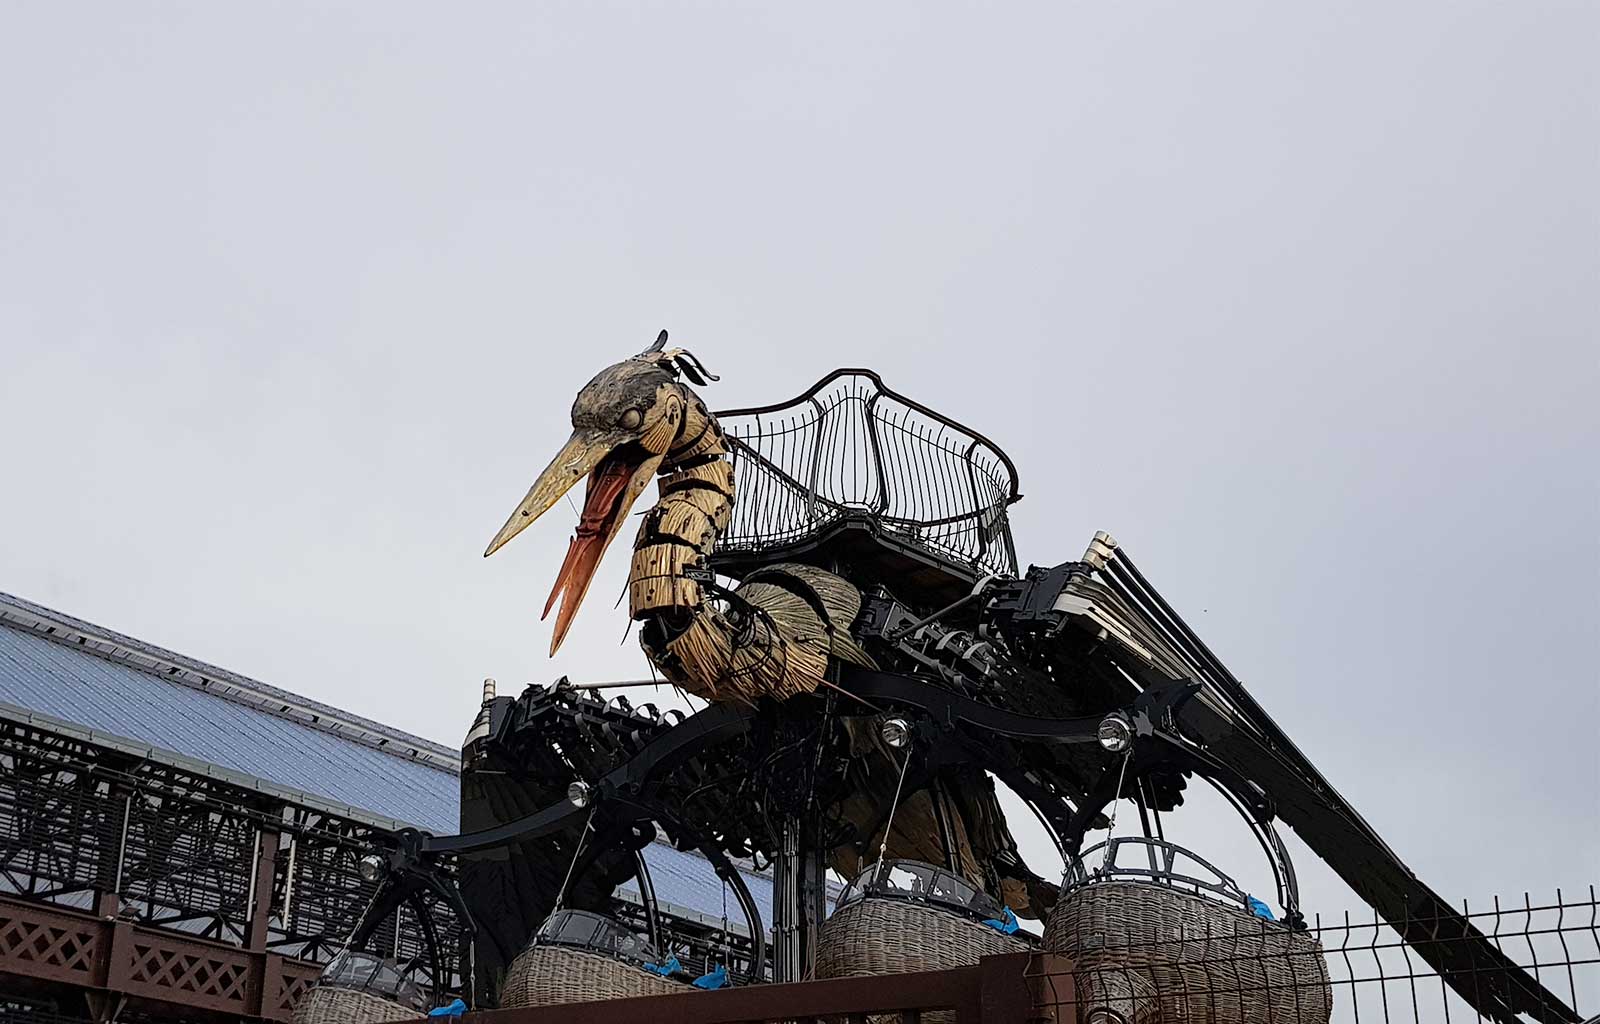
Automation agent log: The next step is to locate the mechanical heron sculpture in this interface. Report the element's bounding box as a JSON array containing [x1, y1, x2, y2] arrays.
[[319, 331, 1574, 1024]]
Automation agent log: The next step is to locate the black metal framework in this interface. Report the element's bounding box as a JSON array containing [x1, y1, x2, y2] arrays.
[[269, 805, 465, 995], [0, 705, 760, 1017], [0, 715, 467, 995], [122, 794, 256, 941], [391, 683, 786, 999], [384, 637, 1582, 1023], [0, 733, 122, 908], [338, 519, 1583, 1024], [715, 369, 1021, 579]]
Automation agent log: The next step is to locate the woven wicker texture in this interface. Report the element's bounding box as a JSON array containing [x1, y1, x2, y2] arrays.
[[498, 945, 687, 1008], [816, 897, 1030, 1024], [1046, 882, 1332, 1024], [1075, 967, 1160, 1024], [291, 986, 420, 1024]]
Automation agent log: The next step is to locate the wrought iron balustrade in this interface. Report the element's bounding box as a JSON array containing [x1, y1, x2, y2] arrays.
[[716, 370, 1021, 580]]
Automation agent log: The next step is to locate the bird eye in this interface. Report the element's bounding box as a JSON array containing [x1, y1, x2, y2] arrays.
[[619, 408, 644, 430]]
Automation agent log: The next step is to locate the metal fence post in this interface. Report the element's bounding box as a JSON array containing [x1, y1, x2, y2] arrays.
[[978, 952, 1033, 1022]]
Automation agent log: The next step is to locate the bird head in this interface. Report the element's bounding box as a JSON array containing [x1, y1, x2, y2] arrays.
[[484, 330, 717, 655]]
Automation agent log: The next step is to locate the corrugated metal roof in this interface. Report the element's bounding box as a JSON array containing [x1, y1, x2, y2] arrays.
[[0, 590, 458, 832], [0, 592, 458, 767]]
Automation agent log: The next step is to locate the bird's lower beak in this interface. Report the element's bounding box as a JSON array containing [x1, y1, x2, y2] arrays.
[[484, 428, 662, 655]]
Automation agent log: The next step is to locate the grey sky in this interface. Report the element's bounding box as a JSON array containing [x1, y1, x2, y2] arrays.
[[2, 1, 1595, 924]]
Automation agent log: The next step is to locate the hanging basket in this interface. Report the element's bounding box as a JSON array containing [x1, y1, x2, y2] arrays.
[[498, 909, 688, 1009], [815, 861, 1031, 1024], [292, 986, 421, 1024], [292, 952, 426, 1024], [1046, 841, 1331, 1024]]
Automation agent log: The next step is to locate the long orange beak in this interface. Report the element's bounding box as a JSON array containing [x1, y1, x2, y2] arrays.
[[485, 428, 662, 655]]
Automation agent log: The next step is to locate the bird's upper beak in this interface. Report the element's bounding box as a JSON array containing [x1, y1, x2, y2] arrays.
[[484, 427, 664, 655]]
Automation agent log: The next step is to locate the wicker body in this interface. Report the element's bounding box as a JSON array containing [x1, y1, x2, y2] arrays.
[[816, 897, 1030, 1023], [291, 986, 420, 1024], [499, 945, 687, 1008], [1045, 882, 1332, 1024]]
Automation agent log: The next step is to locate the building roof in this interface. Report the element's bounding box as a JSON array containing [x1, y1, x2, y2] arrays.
[[0, 590, 798, 928], [0, 590, 460, 832]]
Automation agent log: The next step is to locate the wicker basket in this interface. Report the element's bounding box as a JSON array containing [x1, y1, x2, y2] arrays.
[[1071, 964, 1160, 1024], [1045, 881, 1332, 1024], [291, 986, 421, 1024], [816, 896, 1030, 1024], [499, 944, 688, 1008]]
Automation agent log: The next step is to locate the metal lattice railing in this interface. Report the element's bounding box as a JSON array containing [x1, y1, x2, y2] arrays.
[[716, 369, 1021, 578]]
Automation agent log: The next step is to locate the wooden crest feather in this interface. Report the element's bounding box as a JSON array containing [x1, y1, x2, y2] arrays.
[[635, 328, 719, 386]]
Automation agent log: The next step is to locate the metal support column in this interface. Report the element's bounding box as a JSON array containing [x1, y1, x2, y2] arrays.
[[246, 818, 282, 951], [770, 816, 802, 982], [799, 831, 828, 980]]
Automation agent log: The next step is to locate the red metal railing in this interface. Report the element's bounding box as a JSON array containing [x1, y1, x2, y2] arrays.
[[0, 892, 320, 1021]]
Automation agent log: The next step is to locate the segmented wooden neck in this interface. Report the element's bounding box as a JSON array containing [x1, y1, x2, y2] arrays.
[[626, 392, 734, 620]]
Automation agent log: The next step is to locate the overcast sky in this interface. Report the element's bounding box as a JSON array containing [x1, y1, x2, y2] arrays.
[[2, 1, 1595, 928]]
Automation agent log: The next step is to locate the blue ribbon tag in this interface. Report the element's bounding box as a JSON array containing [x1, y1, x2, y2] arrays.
[[1247, 896, 1276, 921], [692, 964, 729, 990], [428, 998, 467, 1017], [643, 956, 682, 977], [982, 906, 1020, 935]]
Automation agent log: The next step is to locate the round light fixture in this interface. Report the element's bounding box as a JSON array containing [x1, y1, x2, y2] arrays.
[[357, 853, 386, 883], [567, 780, 593, 808], [880, 717, 912, 750], [1097, 714, 1133, 753]]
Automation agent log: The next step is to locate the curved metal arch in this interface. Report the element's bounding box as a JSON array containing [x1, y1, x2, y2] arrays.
[[1196, 771, 1301, 923], [631, 846, 662, 952], [407, 889, 446, 1004], [456, 787, 769, 987], [348, 858, 479, 1007], [984, 765, 1074, 861], [611, 795, 767, 989]]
